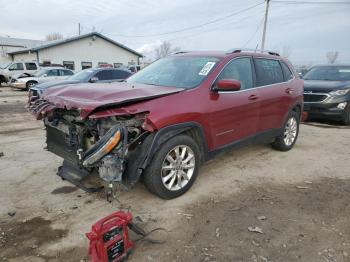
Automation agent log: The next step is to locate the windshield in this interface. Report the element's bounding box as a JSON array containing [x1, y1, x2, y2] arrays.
[[0, 62, 11, 69], [303, 66, 350, 81], [69, 69, 93, 81], [33, 69, 49, 77], [127, 56, 220, 89]]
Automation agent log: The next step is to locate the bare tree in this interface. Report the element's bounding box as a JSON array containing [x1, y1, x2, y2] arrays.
[[281, 46, 292, 59], [155, 41, 180, 59], [326, 51, 339, 64], [45, 32, 63, 41]]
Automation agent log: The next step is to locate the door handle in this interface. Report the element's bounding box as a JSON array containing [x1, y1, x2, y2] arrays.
[[286, 88, 294, 94], [248, 94, 259, 100]]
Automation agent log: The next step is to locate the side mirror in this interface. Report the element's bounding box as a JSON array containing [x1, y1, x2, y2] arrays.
[[213, 79, 241, 92], [41, 74, 47, 78], [89, 76, 99, 83]]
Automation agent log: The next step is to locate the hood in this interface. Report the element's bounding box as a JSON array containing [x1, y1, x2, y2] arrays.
[[304, 80, 350, 92], [41, 82, 184, 118], [33, 79, 81, 90]]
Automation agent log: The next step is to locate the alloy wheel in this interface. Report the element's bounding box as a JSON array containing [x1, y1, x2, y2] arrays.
[[284, 117, 298, 146], [161, 145, 195, 191]]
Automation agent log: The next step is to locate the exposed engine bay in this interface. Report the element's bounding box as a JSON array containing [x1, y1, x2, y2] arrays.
[[43, 107, 151, 201]]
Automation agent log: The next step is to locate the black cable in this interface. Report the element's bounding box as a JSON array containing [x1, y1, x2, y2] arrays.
[[107, 1, 265, 38]]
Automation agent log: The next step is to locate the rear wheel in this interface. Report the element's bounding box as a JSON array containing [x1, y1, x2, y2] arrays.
[[143, 134, 201, 199], [272, 111, 300, 151], [26, 81, 37, 91]]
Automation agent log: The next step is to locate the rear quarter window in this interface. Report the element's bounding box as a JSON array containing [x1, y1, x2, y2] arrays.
[[254, 58, 284, 86], [25, 63, 37, 70], [280, 62, 294, 81]]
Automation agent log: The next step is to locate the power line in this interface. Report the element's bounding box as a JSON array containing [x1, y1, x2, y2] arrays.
[[272, 1, 350, 4], [242, 17, 265, 47], [107, 1, 265, 38]]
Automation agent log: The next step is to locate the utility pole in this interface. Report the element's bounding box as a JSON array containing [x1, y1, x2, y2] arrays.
[[78, 23, 81, 36], [261, 0, 270, 51]]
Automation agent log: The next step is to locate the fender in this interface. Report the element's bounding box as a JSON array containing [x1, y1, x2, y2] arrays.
[[124, 122, 208, 186]]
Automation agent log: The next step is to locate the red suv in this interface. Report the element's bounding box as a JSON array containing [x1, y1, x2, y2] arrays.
[[29, 50, 303, 199]]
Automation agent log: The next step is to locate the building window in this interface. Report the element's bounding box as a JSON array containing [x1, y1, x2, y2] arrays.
[[81, 62, 92, 70], [63, 61, 75, 70], [113, 63, 123, 68], [42, 60, 51, 66]]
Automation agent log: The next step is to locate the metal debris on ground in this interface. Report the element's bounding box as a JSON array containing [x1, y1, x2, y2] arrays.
[[177, 212, 194, 219], [7, 211, 16, 217], [257, 215, 266, 220], [296, 186, 310, 189], [248, 226, 263, 234], [215, 227, 220, 239]]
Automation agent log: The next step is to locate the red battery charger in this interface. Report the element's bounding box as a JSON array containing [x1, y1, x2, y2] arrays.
[[86, 211, 135, 262]]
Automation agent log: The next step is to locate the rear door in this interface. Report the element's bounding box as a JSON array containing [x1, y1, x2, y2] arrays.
[[208, 57, 260, 148], [253, 58, 294, 132]]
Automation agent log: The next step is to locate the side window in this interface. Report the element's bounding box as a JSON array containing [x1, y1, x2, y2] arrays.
[[216, 57, 253, 90], [94, 70, 112, 80], [281, 62, 294, 81], [25, 63, 37, 70], [47, 69, 59, 76], [254, 59, 284, 86], [60, 70, 74, 76], [111, 70, 131, 79], [9, 63, 24, 70]]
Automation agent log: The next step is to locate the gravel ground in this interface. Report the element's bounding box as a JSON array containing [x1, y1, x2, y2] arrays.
[[0, 86, 350, 262]]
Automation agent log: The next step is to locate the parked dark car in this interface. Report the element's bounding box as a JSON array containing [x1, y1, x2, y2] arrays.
[[303, 65, 350, 124], [29, 50, 303, 200], [29, 67, 132, 98]]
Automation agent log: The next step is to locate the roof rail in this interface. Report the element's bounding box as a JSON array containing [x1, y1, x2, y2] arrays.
[[171, 51, 189, 55], [227, 48, 280, 56]]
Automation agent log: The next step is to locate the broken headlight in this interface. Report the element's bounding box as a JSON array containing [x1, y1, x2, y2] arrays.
[[82, 126, 122, 166]]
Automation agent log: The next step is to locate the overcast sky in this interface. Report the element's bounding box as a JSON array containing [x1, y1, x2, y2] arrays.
[[0, 0, 349, 65]]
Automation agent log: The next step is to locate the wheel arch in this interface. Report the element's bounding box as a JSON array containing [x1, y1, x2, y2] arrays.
[[123, 122, 208, 186], [142, 122, 208, 169]]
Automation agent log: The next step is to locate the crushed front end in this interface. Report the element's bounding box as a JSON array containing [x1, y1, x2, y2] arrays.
[[29, 99, 152, 201]]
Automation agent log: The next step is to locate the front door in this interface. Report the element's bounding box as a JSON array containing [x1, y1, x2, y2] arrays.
[[207, 57, 260, 149]]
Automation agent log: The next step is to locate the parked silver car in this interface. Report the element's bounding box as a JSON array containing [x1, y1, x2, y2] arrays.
[[10, 67, 74, 90]]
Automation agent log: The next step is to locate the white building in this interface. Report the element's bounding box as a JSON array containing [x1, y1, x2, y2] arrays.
[[7, 32, 142, 71], [0, 36, 43, 64]]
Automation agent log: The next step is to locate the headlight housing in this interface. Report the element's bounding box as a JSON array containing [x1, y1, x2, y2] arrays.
[[82, 126, 122, 166], [330, 88, 350, 96]]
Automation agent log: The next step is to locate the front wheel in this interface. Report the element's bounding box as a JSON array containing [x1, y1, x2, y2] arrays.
[[272, 111, 300, 151], [143, 134, 201, 199], [342, 104, 350, 125]]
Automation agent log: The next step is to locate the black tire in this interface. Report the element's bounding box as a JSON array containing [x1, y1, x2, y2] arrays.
[[26, 81, 37, 91], [143, 134, 201, 199], [272, 111, 300, 151], [342, 104, 350, 125]]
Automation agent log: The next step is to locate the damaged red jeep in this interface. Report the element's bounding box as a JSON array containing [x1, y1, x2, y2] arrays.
[[29, 50, 303, 200]]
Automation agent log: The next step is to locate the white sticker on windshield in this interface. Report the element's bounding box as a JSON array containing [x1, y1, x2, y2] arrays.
[[199, 62, 216, 76], [339, 70, 350, 73]]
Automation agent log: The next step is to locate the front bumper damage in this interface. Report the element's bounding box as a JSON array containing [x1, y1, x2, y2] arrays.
[[29, 98, 152, 201]]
